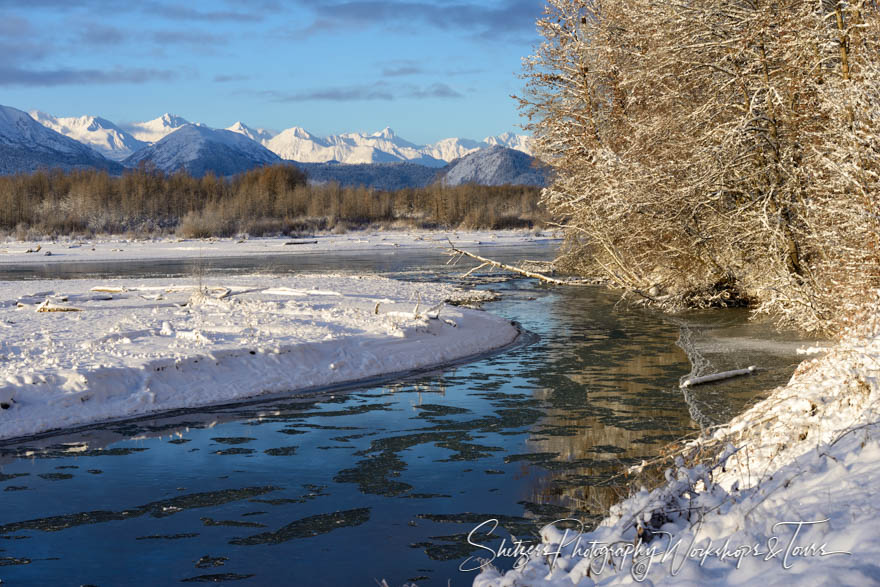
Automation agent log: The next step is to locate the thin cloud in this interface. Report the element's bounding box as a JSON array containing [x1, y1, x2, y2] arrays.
[[262, 83, 395, 102], [0, 15, 33, 37], [0, 41, 54, 62], [152, 30, 228, 45], [147, 3, 264, 22], [446, 67, 486, 76], [79, 23, 126, 46], [258, 81, 462, 102], [407, 83, 462, 99], [214, 74, 252, 83], [0, 1, 272, 21], [0, 66, 177, 87], [376, 59, 483, 79], [381, 65, 423, 77], [290, 0, 540, 41]]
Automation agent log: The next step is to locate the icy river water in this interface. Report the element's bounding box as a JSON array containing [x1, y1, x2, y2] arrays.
[[0, 245, 811, 585]]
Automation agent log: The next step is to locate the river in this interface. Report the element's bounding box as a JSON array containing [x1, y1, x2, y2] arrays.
[[0, 245, 811, 585]]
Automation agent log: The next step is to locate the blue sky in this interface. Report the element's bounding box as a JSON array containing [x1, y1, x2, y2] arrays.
[[0, 1, 544, 144]]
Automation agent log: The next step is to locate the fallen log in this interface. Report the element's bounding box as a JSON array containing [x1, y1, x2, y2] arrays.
[[681, 366, 757, 388], [446, 241, 582, 286]]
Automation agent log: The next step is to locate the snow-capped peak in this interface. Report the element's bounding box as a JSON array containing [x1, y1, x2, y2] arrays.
[[287, 126, 314, 140], [28, 110, 146, 161], [123, 124, 280, 177], [423, 137, 484, 162], [372, 127, 395, 139], [124, 113, 191, 143], [225, 121, 277, 144], [158, 113, 189, 127], [28, 110, 57, 126], [482, 132, 533, 155]]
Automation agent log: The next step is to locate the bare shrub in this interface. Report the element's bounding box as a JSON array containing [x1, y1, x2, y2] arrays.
[[241, 217, 285, 237], [178, 208, 234, 238]]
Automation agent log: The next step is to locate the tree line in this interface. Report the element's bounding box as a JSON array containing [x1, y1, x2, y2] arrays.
[[523, 0, 879, 334], [0, 164, 544, 239]]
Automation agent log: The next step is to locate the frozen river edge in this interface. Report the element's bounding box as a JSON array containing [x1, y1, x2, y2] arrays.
[[0, 273, 520, 441], [476, 307, 880, 585]]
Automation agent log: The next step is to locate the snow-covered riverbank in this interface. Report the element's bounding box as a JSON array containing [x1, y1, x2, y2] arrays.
[[0, 274, 519, 440], [0, 230, 557, 266], [476, 305, 880, 585]]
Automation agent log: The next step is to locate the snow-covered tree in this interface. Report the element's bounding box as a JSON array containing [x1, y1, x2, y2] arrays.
[[522, 0, 880, 333]]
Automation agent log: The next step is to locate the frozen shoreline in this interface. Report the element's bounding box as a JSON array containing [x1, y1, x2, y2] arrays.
[[0, 230, 558, 266], [476, 306, 880, 585], [0, 274, 519, 441]]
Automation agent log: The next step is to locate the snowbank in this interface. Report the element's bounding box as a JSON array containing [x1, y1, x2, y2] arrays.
[[0, 274, 518, 440], [0, 230, 556, 266], [475, 305, 880, 585]]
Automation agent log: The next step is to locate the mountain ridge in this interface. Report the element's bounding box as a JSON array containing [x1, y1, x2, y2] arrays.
[[29, 110, 147, 161], [440, 145, 549, 187], [0, 105, 122, 174], [124, 124, 280, 177]]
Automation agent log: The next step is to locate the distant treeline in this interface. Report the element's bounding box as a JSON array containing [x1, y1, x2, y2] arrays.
[[0, 165, 545, 238]]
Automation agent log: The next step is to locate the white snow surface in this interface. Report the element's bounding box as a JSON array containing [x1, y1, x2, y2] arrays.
[[29, 110, 146, 161], [0, 273, 518, 440], [483, 132, 534, 155], [0, 230, 555, 266], [423, 137, 486, 163], [475, 299, 880, 585], [122, 113, 191, 143], [225, 121, 277, 144]]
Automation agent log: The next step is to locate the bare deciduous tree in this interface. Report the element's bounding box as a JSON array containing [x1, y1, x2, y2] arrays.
[[523, 0, 880, 334]]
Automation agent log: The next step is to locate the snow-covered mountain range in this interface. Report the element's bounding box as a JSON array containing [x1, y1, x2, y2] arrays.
[[3, 104, 538, 181], [26, 108, 531, 166], [255, 126, 531, 167]]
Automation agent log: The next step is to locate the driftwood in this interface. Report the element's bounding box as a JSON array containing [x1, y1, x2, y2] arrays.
[[446, 241, 580, 286], [681, 366, 757, 388], [35, 298, 81, 313]]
